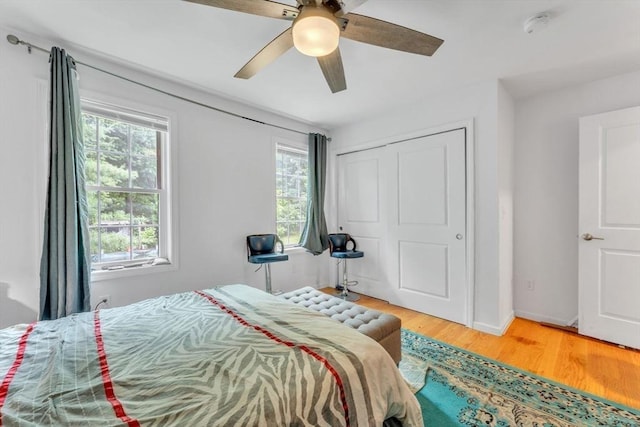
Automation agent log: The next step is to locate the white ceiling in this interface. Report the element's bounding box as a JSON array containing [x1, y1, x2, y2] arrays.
[[1, 0, 639, 129]]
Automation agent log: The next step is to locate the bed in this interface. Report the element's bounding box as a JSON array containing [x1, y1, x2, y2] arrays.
[[0, 284, 422, 426]]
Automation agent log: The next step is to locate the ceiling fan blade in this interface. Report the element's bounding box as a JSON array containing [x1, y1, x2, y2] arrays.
[[341, 13, 444, 56], [184, 0, 299, 21], [333, 0, 368, 16], [317, 48, 346, 93], [234, 28, 294, 79]]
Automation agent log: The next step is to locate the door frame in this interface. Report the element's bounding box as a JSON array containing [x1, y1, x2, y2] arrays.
[[330, 119, 476, 328]]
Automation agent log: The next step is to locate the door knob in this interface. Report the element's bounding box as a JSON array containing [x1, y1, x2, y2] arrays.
[[582, 233, 604, 241]]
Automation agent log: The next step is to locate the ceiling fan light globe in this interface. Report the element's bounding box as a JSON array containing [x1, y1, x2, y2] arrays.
[[292, 6, 340, 57]]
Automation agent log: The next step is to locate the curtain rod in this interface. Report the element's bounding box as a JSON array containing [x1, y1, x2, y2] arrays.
[[6, 34, 311, 137]]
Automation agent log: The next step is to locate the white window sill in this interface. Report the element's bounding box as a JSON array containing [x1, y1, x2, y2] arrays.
[[91, 261, 176, 282], [284, 245, 307, 254]]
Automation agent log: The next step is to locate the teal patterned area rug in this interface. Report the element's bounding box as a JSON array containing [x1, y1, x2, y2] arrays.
[[399, 329, 640, 427]]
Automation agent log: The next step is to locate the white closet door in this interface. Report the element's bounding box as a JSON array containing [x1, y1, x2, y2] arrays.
[[336, 147, 388, 300], [386, 129, 467, 324], [579, 106, 640, 349], [336, 129, 468, 323]]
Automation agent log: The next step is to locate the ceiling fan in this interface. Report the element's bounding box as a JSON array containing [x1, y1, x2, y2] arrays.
[[184, 0, 444, 93]]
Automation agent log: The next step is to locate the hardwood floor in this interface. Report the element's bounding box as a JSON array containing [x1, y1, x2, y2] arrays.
[[322, 288, 640, 410]]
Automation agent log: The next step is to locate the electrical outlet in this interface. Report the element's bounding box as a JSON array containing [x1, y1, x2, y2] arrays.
[[526, 280, 535, 291]]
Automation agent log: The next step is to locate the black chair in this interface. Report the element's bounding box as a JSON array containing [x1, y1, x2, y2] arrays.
[[328, 233, 364, 301], [246, 234, 288, 294]]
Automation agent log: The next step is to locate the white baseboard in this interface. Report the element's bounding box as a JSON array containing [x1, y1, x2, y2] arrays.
[[473, 311, 514, 336]]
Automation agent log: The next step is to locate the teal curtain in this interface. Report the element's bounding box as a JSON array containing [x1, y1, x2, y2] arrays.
[[299, 133, 329, 255], [39, 47, 91, 320]]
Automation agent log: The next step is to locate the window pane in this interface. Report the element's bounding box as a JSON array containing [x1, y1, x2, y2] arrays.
[[131, 155, 158, 189], [98, 228, 131, 263], [286, 175, 304, 198], [100, 191, 130, 226], [131, 126, 157, 157], [296, 199, 307, 219], [85, 150, 98, 186], [131, 193, 159, 225], [277, 222, 287, 241], [284, 221, 302, 246], [87, 191, 98, 226], [276, 143, 308, 247], [83, 115, 97, 149], [100, 152, 129, 187], [132, 226, 158, 259], [99, 119, 128, 153], [275, 174, 284, 197], [89, 228, 99, 263]]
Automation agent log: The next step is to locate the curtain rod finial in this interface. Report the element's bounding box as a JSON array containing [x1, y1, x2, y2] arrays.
[[6, 34, 20, 45]]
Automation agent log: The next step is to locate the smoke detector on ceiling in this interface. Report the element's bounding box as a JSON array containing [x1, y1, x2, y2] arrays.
[[523, 13, 550, 34]]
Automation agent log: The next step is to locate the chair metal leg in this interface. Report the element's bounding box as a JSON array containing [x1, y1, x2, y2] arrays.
[[264, 263, 272, 294], [336, 259, 359, 302]]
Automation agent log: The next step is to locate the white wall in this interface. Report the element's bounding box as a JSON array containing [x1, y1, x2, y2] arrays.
[[0, 27, 330, 328], [514, 69, 640, 325], [328, 79, 514, 334], [497, 83, 515, 328]]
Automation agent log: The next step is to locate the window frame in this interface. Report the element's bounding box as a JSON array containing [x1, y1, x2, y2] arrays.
[[81, 95, 177, 281], [275, 138, 309, 249]]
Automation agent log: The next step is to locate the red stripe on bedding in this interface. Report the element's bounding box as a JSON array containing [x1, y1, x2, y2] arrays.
[[0, 322, 35, 426], [93, 311, 140, 427], [194, 290, 351, 426]]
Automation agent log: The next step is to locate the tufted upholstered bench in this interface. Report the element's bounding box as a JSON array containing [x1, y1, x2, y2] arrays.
[[278, 286, 401, 364]]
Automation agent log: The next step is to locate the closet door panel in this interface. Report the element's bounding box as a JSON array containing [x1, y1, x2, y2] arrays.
[[336, 148, 388, 300]]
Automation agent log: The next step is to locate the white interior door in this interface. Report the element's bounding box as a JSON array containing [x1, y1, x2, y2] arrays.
[[386, 129, 467, 324], [579, 106, 640, 349], [336, 147, 388, 300]]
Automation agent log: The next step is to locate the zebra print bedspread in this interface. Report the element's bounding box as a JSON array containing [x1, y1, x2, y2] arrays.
[[0, 284, 422, 426]]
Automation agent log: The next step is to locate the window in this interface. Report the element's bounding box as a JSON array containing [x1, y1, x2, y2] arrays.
[[82, 100, 170, 271], [276, 142, 308, 247]]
